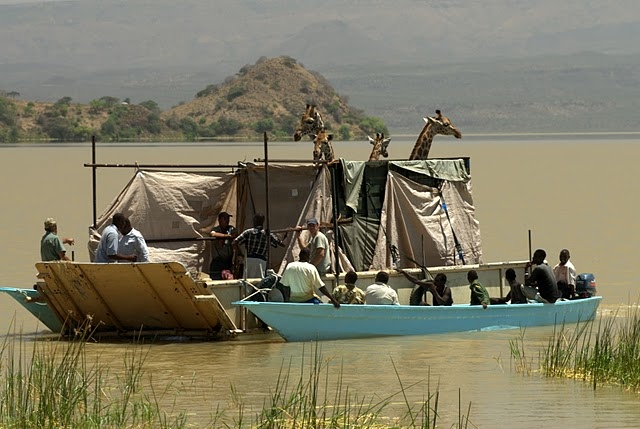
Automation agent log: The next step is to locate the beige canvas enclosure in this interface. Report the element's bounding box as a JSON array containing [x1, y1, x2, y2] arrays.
[[88, 159, 482, 277]]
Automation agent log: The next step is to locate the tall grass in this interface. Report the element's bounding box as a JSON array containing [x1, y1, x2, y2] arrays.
[[0, 320, 473, 428], [510, 305, 640, 391]]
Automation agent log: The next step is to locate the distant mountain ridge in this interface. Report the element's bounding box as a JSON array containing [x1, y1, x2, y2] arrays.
[[1, 0, 640, 133]]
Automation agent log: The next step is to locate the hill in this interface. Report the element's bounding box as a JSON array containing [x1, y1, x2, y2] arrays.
[[0, 57, 386, 142]]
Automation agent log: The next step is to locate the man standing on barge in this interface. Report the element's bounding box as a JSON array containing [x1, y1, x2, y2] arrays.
[[296, 217, 331, 276], [40, 218, 75, 261], [233, 213, 284, 279], [209, 211, 237, 279]]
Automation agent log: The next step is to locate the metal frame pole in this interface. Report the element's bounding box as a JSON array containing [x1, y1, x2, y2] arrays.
[[264, 132, 271, 267], [91, 135, 97, 227]]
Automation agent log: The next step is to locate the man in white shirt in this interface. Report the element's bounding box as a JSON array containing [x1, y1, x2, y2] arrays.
[[280, 248, 340, 308], [553, 248, 577, 299], [365, 271, 399, 305]]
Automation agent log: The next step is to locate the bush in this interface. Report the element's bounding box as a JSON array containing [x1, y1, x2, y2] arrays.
[[359, 116, 389, 135], [226, 84, 247, 101], [0, 97, 17, 126], [252, 118, 275, 133], [196, 84, 219, 98], [338, 125, 351, 141]]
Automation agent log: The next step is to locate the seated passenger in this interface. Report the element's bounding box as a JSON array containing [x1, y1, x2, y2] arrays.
[[279, 248, 340, 308], [525, 249, 561, 303], [365, 271, 399, 305], [468, 270, 490, 309], [492, 268, 528, 304], [333, 271, 365, 304], [397, 268, 452, 306], [553, 249, 577, 299]]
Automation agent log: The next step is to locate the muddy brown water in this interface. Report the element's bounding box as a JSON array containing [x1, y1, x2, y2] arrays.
[[1, 135, 639, 427]]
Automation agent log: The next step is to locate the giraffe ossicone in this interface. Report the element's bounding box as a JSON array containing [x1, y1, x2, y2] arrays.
[[294, 104, 325, 142], [367, 132, 392, 161]]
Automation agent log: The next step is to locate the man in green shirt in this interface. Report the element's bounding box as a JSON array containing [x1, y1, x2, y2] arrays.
[[468, 270, 490, 309], [40, 218, 75, 261]]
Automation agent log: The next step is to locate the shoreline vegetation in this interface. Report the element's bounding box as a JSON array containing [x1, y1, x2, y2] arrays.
[[510, 305, 640, 392], [0, 320, 473, 429]]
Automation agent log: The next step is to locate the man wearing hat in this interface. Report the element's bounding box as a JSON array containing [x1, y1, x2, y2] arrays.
[[40, 218, 75, 261], [209, 211, 237, 280], [297, 217, 331, 276]]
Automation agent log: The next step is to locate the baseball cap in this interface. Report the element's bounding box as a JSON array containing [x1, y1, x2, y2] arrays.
[[218, 211, 233, 218], [306, 217, 319, 225]]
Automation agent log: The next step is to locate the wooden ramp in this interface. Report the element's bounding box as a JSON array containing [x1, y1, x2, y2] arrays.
[[35, 262, 237, 337]]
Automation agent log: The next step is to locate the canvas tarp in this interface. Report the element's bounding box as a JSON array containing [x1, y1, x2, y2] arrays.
[[88, 159, 482, 277], [277, 164, 355, 275], [369, 170, 482, 270], [89, 170, 236, 275]]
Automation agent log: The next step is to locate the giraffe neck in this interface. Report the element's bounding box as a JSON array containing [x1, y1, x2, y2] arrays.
[[369, 144, 381, 161], [324, 141, 335, 162], [409, 124, 435, 160]]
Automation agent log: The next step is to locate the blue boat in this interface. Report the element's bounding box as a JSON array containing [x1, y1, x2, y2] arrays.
[[0, 287, 64, 333], [234, 297, 602, 342]]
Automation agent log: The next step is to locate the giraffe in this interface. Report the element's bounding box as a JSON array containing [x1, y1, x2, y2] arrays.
[[367, 133, 391, 161], [293, 104, 325, 141], [409, 110, 462, 160], [312, 128, 335, 162]]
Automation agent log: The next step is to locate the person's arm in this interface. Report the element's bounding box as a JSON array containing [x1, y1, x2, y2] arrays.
[[137, 234, 149, 262], [430, 285, 452, 306], [310, 246, 325, 267], [296, 228, 308, 250], [319, 286, 341, 309], [62, 237, 75, 246], [397, 268, 430, 287]]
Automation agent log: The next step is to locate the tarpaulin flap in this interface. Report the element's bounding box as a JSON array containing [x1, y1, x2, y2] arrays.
[[370, 170, 482, 270]]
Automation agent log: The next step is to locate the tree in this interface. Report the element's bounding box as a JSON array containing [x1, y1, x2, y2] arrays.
[[359, 116, 388, 135], [338, 125, 351, 141], [139, 100, 159, 112]]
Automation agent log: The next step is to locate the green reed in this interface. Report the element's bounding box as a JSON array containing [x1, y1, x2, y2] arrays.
[[0, 320, 472, 428], [510, 305, 640, 391], [0, 320, 188, 429], [248, 343, 472, 429]]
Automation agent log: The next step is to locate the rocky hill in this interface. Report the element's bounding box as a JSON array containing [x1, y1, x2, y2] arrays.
[[163, 56, 385, 140], [0, 56, 386, 143]]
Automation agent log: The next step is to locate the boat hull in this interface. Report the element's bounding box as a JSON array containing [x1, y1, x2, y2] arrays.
[[234, 296, 602, 342], [0, 287, 63, 333]]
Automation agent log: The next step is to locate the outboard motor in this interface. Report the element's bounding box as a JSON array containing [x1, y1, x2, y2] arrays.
[[575, 273, 597, 298]]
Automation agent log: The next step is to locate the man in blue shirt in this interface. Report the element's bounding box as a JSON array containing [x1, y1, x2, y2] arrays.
[[95, 213, 127, 263]]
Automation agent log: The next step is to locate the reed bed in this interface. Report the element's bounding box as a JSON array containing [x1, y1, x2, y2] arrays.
[[0, 321, 473, 428], [510, 305, 640, 391]]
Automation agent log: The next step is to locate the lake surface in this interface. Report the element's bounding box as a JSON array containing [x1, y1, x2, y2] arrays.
[[1, 135, 639, 427]]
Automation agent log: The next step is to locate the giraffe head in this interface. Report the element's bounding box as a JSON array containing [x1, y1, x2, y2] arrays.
[[312, 128, 334, 162], [294, 104, 324, 141], [367, 133, 392, 160], [425, 111, 462, 139], [409, 110, 462, 160]]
